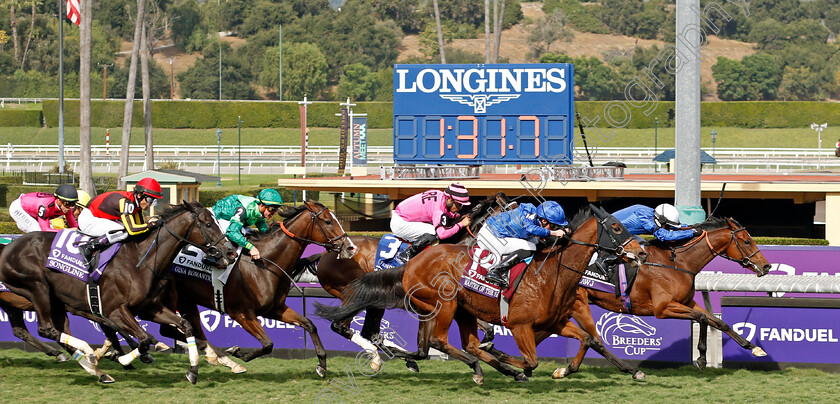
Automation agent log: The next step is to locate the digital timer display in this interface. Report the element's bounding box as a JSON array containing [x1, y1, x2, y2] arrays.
[[393, 63, 574, 165]]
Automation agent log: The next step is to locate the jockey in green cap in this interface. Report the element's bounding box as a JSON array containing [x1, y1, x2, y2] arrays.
[[211, 188, 284, 260]]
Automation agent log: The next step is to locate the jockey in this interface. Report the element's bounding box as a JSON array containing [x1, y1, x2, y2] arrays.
[[211, 188, 283, 261], [9, 184, 79, 233], [478, 200, 568, 289], [612, 203, 697, 242], [77, 177, 163, 265], [50, 189, 91, 230], [391, 182, 472, 262]]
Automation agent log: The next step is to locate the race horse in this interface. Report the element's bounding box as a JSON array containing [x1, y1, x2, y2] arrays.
[[557, 216, 772, 375], [311, 193, 514, 371], [317, 205, 648, 384], [163, 201, 357, 378], [0, 201, 236, 383]]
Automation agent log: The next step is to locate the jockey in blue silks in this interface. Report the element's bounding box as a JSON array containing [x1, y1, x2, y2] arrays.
[[612, 203, 698, 242], [477, 200, 568, 289]]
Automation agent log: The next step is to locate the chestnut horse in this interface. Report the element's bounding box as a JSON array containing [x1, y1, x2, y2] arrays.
[[551, 216, 772, 375], [317, 206, 647, 384], [164, 201, 357, 378], [312, 193, 514, 371], [0, 201, 236, 383]]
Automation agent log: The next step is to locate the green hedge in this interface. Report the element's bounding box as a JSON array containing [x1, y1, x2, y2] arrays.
[[0, 109, 42, 127], [42, 100, 393, 129], [36, 100, 840, 130]]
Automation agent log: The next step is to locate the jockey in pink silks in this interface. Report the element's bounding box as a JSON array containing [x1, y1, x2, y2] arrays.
[[390, 182, 472, 262], [9, 184, 79, 233]]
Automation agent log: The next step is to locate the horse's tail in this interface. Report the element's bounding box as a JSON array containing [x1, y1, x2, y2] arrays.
[[314, 265, 406, 322]]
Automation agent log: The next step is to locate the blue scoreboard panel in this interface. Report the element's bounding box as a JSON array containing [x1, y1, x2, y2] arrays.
[[393, 63, 574, 165]]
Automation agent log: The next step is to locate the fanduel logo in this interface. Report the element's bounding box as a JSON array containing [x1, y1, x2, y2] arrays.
[[734, 321, 839, 343], [597, 312, 662, 356], [201, 310, 221, 332]]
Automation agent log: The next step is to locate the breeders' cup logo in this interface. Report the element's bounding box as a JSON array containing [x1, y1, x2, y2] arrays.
[[352, 314, 399, 341], [596, 313, 662, 356], [733, 322, 757, 342], [440, 94, 521, 114], [201, 310, 221, 332]]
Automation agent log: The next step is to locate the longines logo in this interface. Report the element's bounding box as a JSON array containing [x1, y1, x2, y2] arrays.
[[439, 94, 521, 114], [596, 313, 662, 356], [201, 311, 221, 332]]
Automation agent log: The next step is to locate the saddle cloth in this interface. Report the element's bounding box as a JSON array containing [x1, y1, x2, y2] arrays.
[[373, 233, 409, 271], [170, 244, 243, 312], [578, 252, 639, 312], [45, 229, 120, 283], [459, 246, 529, 300]]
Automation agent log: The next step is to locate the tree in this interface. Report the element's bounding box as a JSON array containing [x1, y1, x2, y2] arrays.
[[492, 0, 506, 63], [336, 63, 378, 101], [741, 53, 781, 100], [19, 0, 37, 69], [259, 42, 328, 100], [527, 10, 574, 58], [484, 0, 490, 63], [712, 57, 756, 101], [169, 0, 201, 49], [177, 43, 256, 100], [119, 0, 146, 189], [432, 0, 445, 63], [778, 66, 825, 101], [5, 0, 20, 63]]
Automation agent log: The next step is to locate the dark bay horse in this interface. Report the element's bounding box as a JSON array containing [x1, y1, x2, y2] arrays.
[[551, 216, 772, 376], [317, 206, 647, 384], [0, 290, 70, 361], [312, 193, 514, 371], [0, 201, 236, 383], [166, 201, 357, 378]]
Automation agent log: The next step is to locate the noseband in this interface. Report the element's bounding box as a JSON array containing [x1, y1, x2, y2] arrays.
[[703, 225, 762, 270], [280, 205, 349, 252], [160, 209, 227, 260]]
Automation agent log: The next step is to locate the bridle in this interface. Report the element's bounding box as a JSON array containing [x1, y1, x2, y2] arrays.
[[138, 207, 228, 269], [280, 204, 349, 252], [656, 220, 763, 275], [546, 213, 640, 276]]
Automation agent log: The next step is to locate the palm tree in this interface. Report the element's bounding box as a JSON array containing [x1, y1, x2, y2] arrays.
[[5, 0, 20, 63], [119, 0, 147, 188], [493, 0, 506, 63], [485, 0, 490, 63], [432, 0, 445, 63], [19, 0, 38, 69]]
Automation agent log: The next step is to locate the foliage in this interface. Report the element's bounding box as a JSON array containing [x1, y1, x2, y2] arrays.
[[259, 42, 329, 100], [336, 63, 378, 101], [540, 53, 621, 101], [527, 10, 574, 58], [418, 22, 452, 60], [712, 54, 781, 101], [169, 0, 202, 50], [0, 109, 40, 126], [362, 0, 423, 33], [108, 58, 171, 99], [177, 42, 256, 100], [599, 0, 666, 39], [543, 0, 609, 35], [778, 66, 825, 101]]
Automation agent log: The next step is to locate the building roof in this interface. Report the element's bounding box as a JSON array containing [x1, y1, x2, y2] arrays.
[[652, 149, 717, 164], [121, 169, 219, 184]]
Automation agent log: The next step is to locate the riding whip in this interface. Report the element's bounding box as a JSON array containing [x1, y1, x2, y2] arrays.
[[709, 183, 727, 218]]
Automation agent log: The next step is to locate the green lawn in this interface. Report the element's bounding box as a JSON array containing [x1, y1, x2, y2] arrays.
[[0, 349, 836, 403], [0, 126, 838, 149]]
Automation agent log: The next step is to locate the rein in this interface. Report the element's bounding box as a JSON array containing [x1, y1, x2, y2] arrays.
[[259, 256, 305, 294], [137, 208, 225, 270], [655, 224, 761, 276], [279, 206, 348, 252]]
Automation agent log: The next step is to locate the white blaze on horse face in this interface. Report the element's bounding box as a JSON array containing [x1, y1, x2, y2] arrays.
[[330, 211, 358, 259]]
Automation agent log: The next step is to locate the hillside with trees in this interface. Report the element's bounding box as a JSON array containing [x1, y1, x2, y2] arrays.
[[1, 0, 838, 102]]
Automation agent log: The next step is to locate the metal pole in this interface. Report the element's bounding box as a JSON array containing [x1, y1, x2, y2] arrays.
[[169, 57, 174, 100], [278, 25, 282, 101], [675, 0, 704, 224], [216, 128, 222, 187], [219, 44, 222, 101], [238, 116, 242, 185], [654, 118, 658, 155], [58, 0, 65, 173]]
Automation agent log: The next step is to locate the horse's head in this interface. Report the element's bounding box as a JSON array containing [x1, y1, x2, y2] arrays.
[[465, 192, 519, 238], [702, 217, 771, 276], [156, 201, 237, 268], [280, 201, 357, 259], [588, 205, 647, 268]]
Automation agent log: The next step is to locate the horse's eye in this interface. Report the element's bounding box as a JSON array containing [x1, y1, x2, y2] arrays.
[[744, 239, 751, 245], [325, 220, 332, 225], [206, 222, 212, 227]]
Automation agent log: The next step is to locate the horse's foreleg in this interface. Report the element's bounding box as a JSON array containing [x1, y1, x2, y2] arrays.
[[274, 305, 327, 378], [654, 301, 712, 371], [688, 301, 766, 357], [507, 324, 540, 381], [145, 306, 201, 384], [227, 311, 273, 363], [477, 319, 495, 348], [425, 305, 485, 385], [455, 313, 525, 381], [361, 307, 420, 372]]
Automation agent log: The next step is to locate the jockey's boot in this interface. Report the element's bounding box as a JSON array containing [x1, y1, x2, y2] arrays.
[[594, 252, 620, 279], [78, 236, 108, 271], [484, 252, 521, 290], [397, 233, 438, 263]]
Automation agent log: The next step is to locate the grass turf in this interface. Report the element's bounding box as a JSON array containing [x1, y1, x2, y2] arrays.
[[0, 348, 837, 403]]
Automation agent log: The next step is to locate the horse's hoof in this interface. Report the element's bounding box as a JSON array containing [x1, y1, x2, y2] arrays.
[[472, 374, 484, 385], [55, 353, 71, 362], [230, 363, 247, 374], [226, 346, 242, 358], [102, 349, 117, 361], [752, 347, 767, 357], [693, 360, 707, 372], [154, 342, 171, 352], [99, 374, 115, 384], [369, 355, 382, 373], [122, 364, 136, 371], [405, 360, 420, 373], [515, 373, 529, 382], [316, 365, 327, 378], [632, 371, 646, 380], [186, 368, 198, 384], [551, 368, 569, 379], [478, 341, 494, 351], [140, 353, 155, 364]]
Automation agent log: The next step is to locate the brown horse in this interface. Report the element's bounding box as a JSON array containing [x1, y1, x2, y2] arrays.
[[164, 201, 357, 378], [312, 193, 514, 371], [546, 216, 772, 376], [0, 201, 236, 383], [317, 206, 647, 384]]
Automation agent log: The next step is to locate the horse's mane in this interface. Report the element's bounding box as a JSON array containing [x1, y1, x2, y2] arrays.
[[694, 216, 732, 231], [248, 202, 322, 242], [568, 207, 594, 233]]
